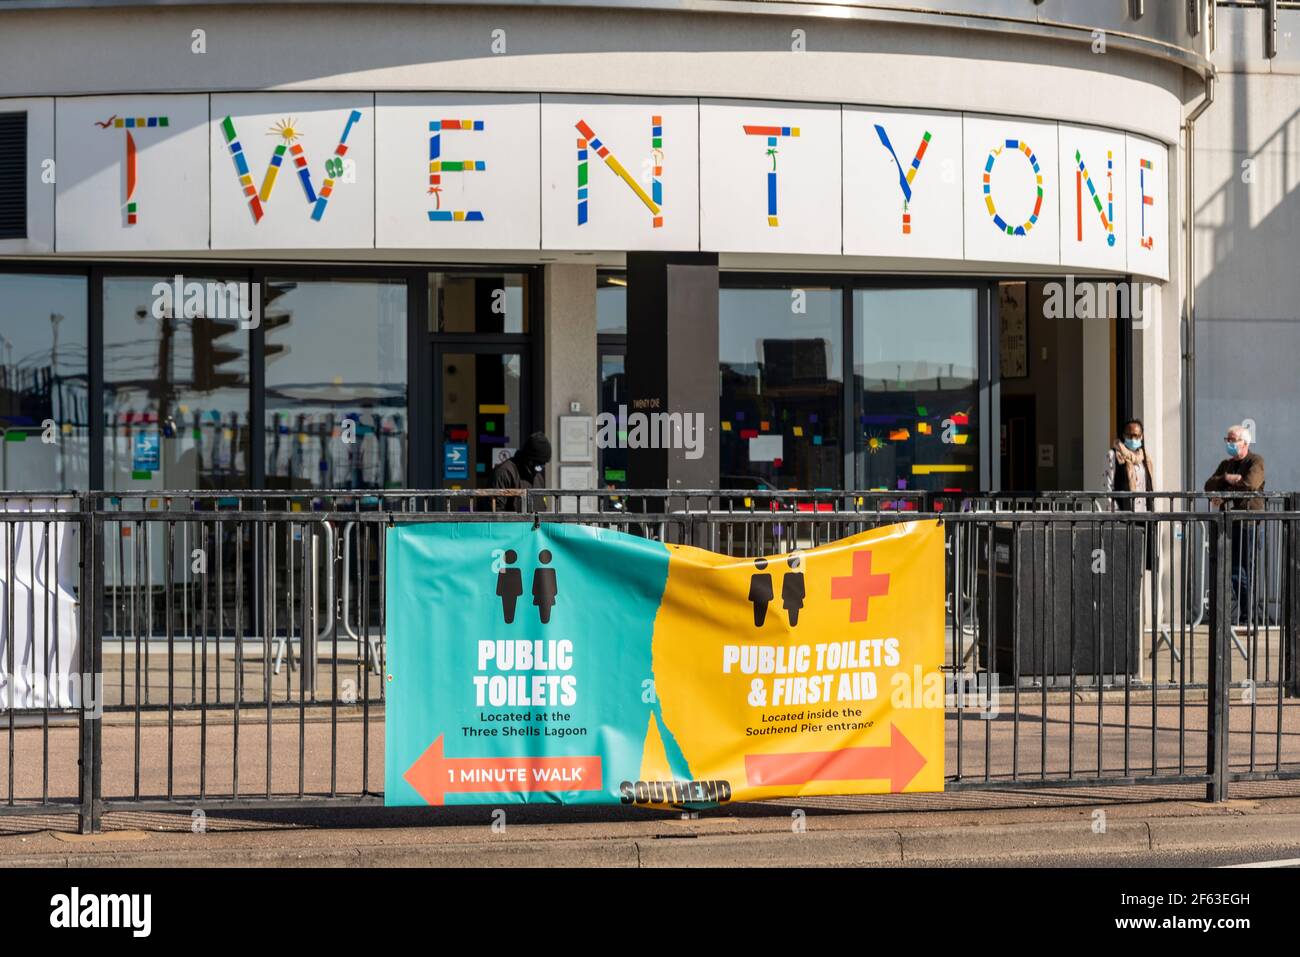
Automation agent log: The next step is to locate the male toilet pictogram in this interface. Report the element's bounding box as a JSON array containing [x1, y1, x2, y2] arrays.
[[496, 549, 523, 624]]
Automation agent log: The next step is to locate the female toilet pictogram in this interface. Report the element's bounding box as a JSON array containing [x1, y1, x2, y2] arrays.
[[532, 549, 558, 624]]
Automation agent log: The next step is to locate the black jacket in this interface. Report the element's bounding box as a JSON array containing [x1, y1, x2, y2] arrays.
[[489, 432, 551, 511]]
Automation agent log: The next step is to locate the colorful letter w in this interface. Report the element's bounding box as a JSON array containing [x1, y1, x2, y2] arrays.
[[220, 111, 362, 223]]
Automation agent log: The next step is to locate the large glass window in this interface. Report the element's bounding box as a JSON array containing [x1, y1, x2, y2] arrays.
[[719, 286, 843, 490], [0, 273, 89, 490], [264, 278, 407, 490], [103, 276, 249, 491], [853, 288, 979, 492]]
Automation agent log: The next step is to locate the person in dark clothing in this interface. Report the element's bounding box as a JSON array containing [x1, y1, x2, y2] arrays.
[[1205, 424, 1266, 625], [1204, 424, 1265, 511], [490, 432, 551, 511], [1103, 418, 1155, 512], [1103, 418, 1157, 570]]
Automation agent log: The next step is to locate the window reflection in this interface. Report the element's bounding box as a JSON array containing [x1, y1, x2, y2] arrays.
[[596, 274, 627, 334], [719, 287, 843, 490], [103, 276, 249, 491], [430, 272, 529, 334], [854, 289, 979, 492], [264, 278, 407, 490], [0, 274, 89, 491]]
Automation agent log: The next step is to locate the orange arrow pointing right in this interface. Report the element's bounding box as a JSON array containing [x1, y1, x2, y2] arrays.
[[743, 724, 927, 793]]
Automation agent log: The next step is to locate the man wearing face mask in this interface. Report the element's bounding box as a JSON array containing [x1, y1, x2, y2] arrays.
[[491, 431, 552, 511], [1205, 424, 1265, 510], [1205, 424, 1266, 625]]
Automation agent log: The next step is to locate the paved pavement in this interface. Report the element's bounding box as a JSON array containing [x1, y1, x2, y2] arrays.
[[3, 793, 1300, 867], [2, 642, 1296, 866]]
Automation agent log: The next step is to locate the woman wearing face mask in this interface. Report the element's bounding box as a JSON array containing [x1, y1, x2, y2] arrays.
[[1103, 418, 1158, 576], [1103, 419, 1155, 512]]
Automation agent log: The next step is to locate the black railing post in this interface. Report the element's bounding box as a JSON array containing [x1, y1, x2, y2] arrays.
[[1206, 510, 1232, 802], [1287, 494, 1299, 699], [78, 500, 103, 834]]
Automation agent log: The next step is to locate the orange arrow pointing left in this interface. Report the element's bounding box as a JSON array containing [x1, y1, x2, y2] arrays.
[[403, 735, 604, 806]]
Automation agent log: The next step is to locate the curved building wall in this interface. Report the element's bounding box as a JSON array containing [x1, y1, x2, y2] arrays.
[[0, 4, 1185, 280], [0, 1, 1204, 493]]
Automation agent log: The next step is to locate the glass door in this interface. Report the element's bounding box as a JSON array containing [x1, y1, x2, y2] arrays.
[[434, 345, 528, 490], [597, 349, 627, 488]]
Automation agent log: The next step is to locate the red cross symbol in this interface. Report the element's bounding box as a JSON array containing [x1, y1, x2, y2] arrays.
[[830, 550, 890, 622]]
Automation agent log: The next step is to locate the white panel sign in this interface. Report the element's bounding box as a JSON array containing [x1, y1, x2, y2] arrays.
[[1056, 124, 1128, 272], [210, 93, 374, 250], [962, 114, 1060, 266], [375, 93, 540, 250], [31, 90, 1175, 273], [843, 106, 963, 260], [56, 95, 209, 252], [1125, 133, 1169, 281], [0, 98, 55, 254], [699, 99, 840, 255], [748, 434, 784, 463], [541, 95, 698, 251]]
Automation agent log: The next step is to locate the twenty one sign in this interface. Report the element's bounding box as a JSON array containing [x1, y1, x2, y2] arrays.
[[40, 92, 1168, 278]]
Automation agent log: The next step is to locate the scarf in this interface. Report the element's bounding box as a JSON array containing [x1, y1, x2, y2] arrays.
[[1112, 439, 1153, 492]]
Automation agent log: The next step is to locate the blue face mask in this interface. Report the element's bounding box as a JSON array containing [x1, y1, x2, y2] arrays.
[[1226, 440, 1240, 456], [1123, 437, 1143, 452]]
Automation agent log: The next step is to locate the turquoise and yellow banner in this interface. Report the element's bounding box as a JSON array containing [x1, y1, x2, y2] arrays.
[[384, 519, 945, 807]]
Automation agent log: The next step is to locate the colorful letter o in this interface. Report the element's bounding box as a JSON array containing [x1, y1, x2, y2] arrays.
[[983, 139, 1043, 236]]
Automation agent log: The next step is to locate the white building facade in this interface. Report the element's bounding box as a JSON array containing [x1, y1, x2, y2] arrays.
[[0, 0, 1220, 495]]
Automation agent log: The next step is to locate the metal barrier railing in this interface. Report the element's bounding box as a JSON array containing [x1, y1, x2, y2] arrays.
[[0, 490, 1296, 832]]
